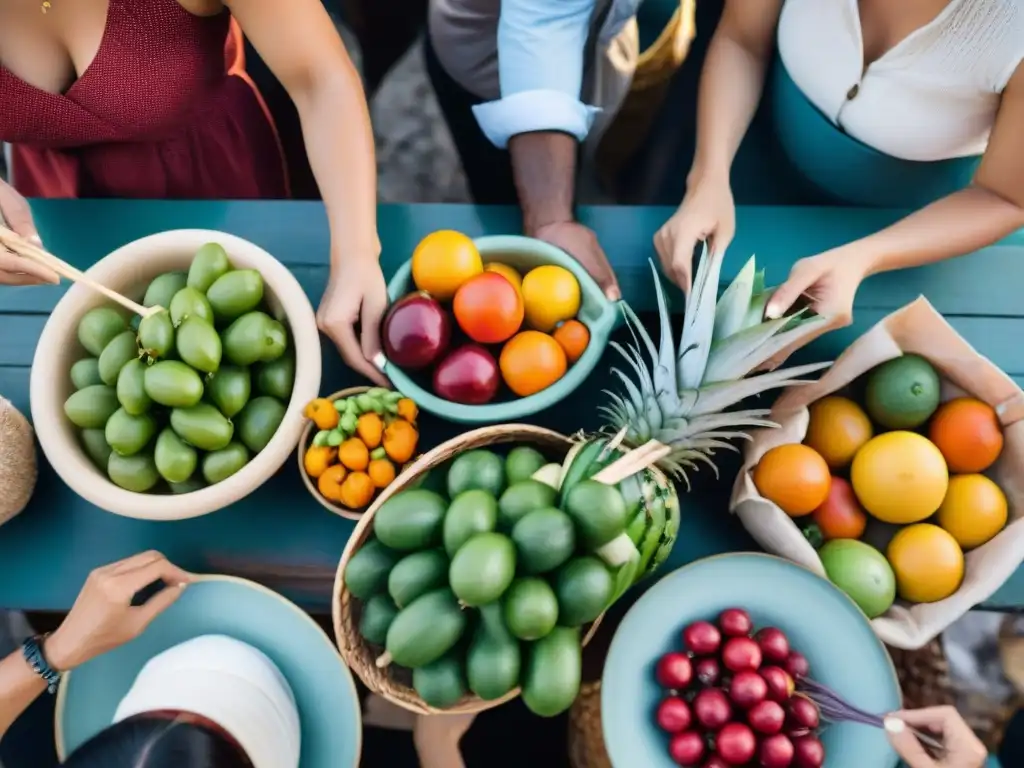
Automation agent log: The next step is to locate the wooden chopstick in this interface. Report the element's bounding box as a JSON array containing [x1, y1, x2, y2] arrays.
[[593, 440, 671, 485], [0, 225, 157, 318]]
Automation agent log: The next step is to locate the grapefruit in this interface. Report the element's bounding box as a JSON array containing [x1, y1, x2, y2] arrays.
[[818, 539, 896, 619], [850, 431, 948, 524], [936, 474, 1008, 550], [928, 397, 1004, 473], [752, 444, 831, 518], [863, 354, 941, 429], [886, 524, 964, 603], [811, 477, 867, 541], [804, 396, 873, 470], [411, 230, 483, 301]]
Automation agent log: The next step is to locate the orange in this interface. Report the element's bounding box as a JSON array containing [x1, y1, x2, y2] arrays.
[[936, 473, 1008, 550], [804, 396, 873, 470], [886, 524, 964, 603], [928, 397, 1004, 473], [453, 272, 524, 344], [484, 262, 523, 295], [521, 265, 581, 332], [411, 230, 483, 301], [752, 444, 831, 517], [552, 319, 590, 364], [850, 431, 948, 524], [499, 331, 568, 397], [811, 476, 867, 540]]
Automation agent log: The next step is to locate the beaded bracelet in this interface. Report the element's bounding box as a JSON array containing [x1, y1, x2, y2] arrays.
[[22, 634, 62, 694]]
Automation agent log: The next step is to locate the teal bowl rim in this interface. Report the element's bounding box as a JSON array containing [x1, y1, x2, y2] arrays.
[[377, 234, 622, 424]]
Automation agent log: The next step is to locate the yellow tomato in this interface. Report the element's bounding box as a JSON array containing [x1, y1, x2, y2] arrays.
[[886, 524, 964, 603], [411, 230, 483, 301], [521, 265, 581, 332]]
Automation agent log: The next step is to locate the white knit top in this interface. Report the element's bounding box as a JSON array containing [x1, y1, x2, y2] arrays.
[[777, 0, 1024, 161]]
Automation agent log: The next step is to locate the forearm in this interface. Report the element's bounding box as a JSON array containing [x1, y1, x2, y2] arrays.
[[0, 646, 46, 739], [509, 132, 578, 234]]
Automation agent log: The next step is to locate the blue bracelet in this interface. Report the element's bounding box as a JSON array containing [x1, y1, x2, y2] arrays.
[[22, 634, 61, 695]]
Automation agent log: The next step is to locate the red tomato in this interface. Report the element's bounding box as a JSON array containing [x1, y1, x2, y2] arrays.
[[452, 272, 524, 344], [812, 476, 867, 540]]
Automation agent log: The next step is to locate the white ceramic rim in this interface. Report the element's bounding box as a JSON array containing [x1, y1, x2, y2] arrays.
[[30, 229, 322, 520]]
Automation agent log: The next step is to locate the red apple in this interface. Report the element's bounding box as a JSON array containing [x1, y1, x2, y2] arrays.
[[761, 666, 796, 703], [683, 621, 722, 656], [382, 292, 450, 369], [786, 695, 820, 732], [669, 731, 706, 766], [656, 652, 694, 690], [722, 637, 762, 672], [728, 670, 767, 709], [755, 627, 791, 664], [695, 657, 721, 687], [792, 735, 826, 768], [717, 608, 753, 637], [785, 651, 810, 680], [432, 344, 499, 404], [715, 723, 757, 765], [693, 689, 732, 730], [759, 734, 795, 767], [748, 700, 786, 735], [656, 696, 693, 733]]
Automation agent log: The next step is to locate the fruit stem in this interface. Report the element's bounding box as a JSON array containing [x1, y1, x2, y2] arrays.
[[375, 651, 393, 669]]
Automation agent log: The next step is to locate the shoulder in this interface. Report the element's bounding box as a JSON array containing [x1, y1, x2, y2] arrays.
[[949, 0, 1024, 92]]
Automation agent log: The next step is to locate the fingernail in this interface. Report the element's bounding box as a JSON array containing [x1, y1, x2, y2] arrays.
[[884, 716, 905, 734], [177, 582, 188, 589], [765, 305, 781, 320], [27, 234, 42, 245]]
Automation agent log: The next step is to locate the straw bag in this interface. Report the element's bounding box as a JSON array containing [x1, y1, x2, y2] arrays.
[[332, 425, 606, 716], [0, 396, 36, 524]]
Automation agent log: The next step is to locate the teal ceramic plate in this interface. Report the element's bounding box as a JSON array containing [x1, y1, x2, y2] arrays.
[[56, 576, 361, 767], [380, 235, 621, 424], [603, 553, 900, 768]]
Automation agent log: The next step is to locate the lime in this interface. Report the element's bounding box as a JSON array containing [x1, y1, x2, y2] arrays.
[[863, 354, 941, 429], [819, 539, 896, 619]]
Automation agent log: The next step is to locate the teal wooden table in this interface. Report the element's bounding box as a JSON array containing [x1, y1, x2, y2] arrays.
[[2, 200, 1023, 613]]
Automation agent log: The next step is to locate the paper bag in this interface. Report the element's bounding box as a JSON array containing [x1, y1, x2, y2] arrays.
[[730, 297, 1024, 650]]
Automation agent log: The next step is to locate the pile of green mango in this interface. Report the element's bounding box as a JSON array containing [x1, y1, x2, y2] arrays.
[[63, 243, 296, 494], [344, 445, 629, 717]]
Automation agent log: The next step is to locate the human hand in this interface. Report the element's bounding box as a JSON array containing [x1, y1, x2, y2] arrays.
[[885, 707, 987, 768], [44, 551, 192, 671], [0, 178, 58, 286], [316, 252, 390, 387], [413, 712, 476, 768], [654, 174, 734, 294], [532, 221, 621, 302]]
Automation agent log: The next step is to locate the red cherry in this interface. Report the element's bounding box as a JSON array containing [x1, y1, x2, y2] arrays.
[[717, 608, 754, 637], [722, 636, 762, 673], [784, 651, 810, 680], [683, 621, 722, 656], [761, 666, 796, 703], [695, 657, 721, 687], [656, 696, 693, 734], [702, 758, 730, 768], [715, 723, 757, 765], [754, 627, 791, 664], [786, 695, 821, 731], [748, 700, 786, 735], [669, 731, 706, 766], [657, 652, 694, 690], [759, 733, 795, 767], [728, 670, 768, 709], [692, 688, 732, 730], [792, 735, 826, 768]]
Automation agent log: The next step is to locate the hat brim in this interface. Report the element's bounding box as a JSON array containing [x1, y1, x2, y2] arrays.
[[55, 575, 361, 767]]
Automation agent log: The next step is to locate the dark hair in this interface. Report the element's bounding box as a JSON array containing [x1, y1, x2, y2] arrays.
[[63, 716, 252, 768]]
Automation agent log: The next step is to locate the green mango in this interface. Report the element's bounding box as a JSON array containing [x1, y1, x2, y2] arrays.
[[222, 311, 288, 366], [176, 316, 222, 373], [143, 271, 188, 310], [104, 407, 157, 457], [116, 358, 152, 415], [138, 311, 175, 360], [107, 451, 160, 493], [77, 307, 128, 357], [207, 365, 251, 418], [207, 269, 264, 322], [80, 428, 113, 470], [70, 358, 103, 390], [64, 385, 119, 429], [169, 476, 206, 494], [201, 441, 251, 484], [255, 355, 295, 401], [143, 360, 204, 408], [236, 396, 286, 453], [169, 287, 214, 326], [187, 243, 232, 292], [98, 331, 140, 386], [170, 404, 234, 451], [154, 427, 198, 484]]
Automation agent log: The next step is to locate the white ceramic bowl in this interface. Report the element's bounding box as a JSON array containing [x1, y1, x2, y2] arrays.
[[31, 230, 322, 520]]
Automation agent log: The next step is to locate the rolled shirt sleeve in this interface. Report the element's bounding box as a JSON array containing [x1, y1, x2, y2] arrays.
[[471, 0, 601, 148]]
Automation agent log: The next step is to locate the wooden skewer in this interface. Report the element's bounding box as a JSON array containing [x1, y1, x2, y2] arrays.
[[593, 440, 672, 485], [0, 225, 158, 318]]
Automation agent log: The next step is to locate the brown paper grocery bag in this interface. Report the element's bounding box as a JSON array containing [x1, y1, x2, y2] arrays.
[[730, 297, 1024, 650]]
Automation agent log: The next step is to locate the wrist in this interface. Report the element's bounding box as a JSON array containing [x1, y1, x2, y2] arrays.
[[523, 210, 573, 238], [42, 630, 78, 672], [686, 156, 730, 191]]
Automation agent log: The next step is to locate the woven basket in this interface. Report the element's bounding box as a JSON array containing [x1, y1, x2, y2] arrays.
[[332, 424, 607, 716], [0, 396, 37, 525]]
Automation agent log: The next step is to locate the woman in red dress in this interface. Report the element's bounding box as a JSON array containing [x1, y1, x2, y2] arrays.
[[0, 0, 388, 385]]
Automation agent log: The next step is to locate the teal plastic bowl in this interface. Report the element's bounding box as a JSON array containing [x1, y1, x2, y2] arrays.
[[603, 553, 901, 768], [378, 235, 621, 424]]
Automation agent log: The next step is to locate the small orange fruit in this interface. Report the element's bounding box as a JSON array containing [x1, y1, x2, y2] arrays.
[[936, 473, 1008, 550], [811, 476, 867, 540], [804, 396, 873, 470], [850, 431, 948, 524], [552, 319, 590, 364], [887, 524, 964, 603], [499, 330, 568, 397], [521, 265, 581, 332], [484, 262, 523, 295], [928, 397, 1004, 473], [752, 444, 831, 517], [453, 271, 524, 344], [410, 230, 483, 301]]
